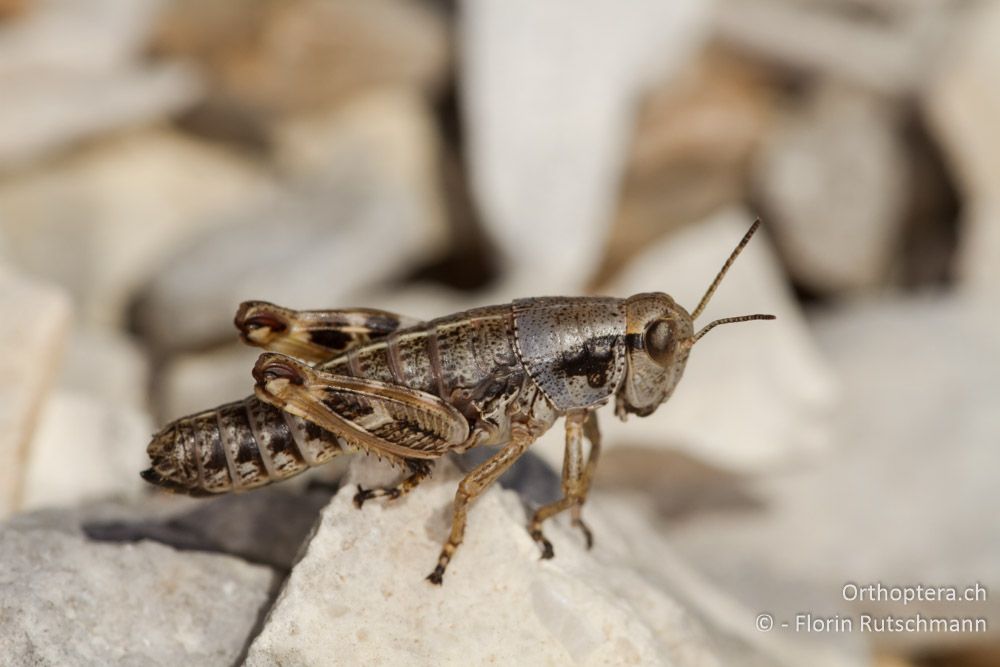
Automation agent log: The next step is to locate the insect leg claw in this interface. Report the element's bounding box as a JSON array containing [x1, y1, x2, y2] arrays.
[[353, 485, 374, 508], [426, 566, 445, 585], [529, 529, 555, 559], [572, 517, 594, 550]]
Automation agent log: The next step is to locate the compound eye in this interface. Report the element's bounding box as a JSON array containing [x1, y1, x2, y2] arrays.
[[643, 319, 675, 366]]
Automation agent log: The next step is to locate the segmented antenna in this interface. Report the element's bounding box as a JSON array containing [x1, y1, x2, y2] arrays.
[[693, 314, 775, 344], [686, 219, 775, 345], [691, 218, 762, 321]]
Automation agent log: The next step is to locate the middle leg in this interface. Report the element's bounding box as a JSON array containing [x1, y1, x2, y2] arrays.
[[353, 459, 433, 508], [426, 425, 534, 585]]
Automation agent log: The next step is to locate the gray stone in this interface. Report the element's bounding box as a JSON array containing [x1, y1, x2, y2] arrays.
[[0, 267, 70, 517], [666, 295, 1000, 653], [753, 81, 909, 294], [460, 0, 712, 295], [0, 509, 276, 666], [135, 91, 448, 352]]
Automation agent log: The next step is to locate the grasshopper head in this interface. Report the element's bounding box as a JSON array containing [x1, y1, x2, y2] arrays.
[[615, 220, 775, 419], [616, 293, 694, 418]]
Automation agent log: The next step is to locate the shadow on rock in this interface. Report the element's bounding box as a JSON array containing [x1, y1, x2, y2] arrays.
[[84, 484, 337, 572]]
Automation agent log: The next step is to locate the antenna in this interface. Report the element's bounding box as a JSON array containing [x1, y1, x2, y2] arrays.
[[692, 314, 775, 344], [691, 218, 762, 321]]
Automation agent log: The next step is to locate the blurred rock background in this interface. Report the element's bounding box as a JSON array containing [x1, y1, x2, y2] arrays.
[[0, 1, 997, 665]]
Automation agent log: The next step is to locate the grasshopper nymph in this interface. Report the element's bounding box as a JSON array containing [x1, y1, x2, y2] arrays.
[[143, 221, 774, 583]]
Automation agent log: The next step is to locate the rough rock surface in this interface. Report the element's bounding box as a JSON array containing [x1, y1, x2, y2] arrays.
[[0, 267, 70, 517], [0, 509, 276, 666], [666, 295, 1000, 652], [538, 208, 837, 473], [245, 457, 721, 666], [460, 0, 711, 294]]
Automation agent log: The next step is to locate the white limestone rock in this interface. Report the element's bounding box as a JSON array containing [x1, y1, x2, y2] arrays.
[[924, 0, 1000, 292], [541, 208, 837, 473], [666, 295, 1000, 653], [460, 0, 712, 295], [753, 82, 909, 294], [135, 91, 448, 352], [0, 509, 276, 666], [0, 128, 275, 328], [0, 267, 70, 517], [245, 456, 721, 666]]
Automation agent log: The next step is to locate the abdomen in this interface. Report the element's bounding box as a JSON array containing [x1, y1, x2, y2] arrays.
[[142, 396, 344, 496]]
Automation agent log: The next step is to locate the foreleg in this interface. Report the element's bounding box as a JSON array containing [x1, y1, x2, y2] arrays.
[[529, 410, 601, 559]]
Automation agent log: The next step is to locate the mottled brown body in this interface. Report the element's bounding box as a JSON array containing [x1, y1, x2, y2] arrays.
[[144, 222, 775, 583]]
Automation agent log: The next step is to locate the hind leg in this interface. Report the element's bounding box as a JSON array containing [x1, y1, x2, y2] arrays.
[[353, 459, 433, 508]]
